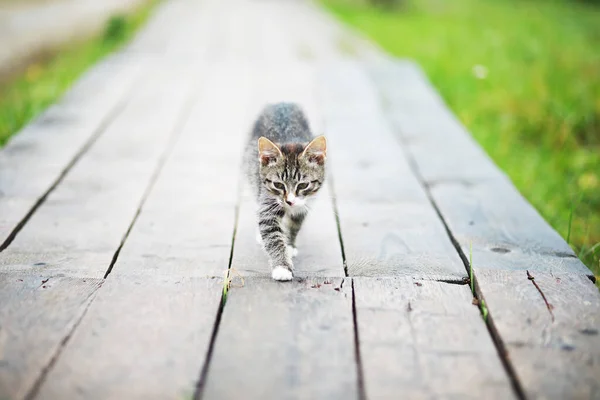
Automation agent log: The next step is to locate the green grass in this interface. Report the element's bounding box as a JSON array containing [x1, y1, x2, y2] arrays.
[[468, 243, 489, 321], [0, 1, 158, 146], [322, 0, 600, 281]]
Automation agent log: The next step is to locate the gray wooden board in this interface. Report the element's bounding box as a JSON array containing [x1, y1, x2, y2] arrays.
[[33, 277, 222, 400], [429, 179, 591, 275], [110, 64, 252, 279], [0, 62, 198, 279], [477, 270, 600, 400], [317, 62, 465, 279], [125, 0, 217, 60], [0, 272, 102, 400], [367, 60, 591, 276], [353, 277, 514, 399], [365, 60, 503, 182], [201, 277, 358, 400], [230, 64, 344, 278], [0, 54, 141, 246], [367, 59, 599, 397]]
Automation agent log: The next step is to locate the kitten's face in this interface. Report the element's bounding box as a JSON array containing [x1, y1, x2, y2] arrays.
[[257, 136, 326, 211]]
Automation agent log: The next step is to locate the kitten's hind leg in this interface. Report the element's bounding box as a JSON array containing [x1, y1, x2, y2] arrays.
[[286, 245, 299, 258], [286, 212, 306, 258], [255, 227, 263, 246]]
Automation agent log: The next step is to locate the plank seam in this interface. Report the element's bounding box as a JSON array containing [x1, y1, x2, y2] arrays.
[[23, 283, 103, 400], [102, 80, 201, 279], [0, 93, 132, 253], [372, 72, 528, 400], [327, 168, 367, 398], [431, 277, 470, 285], [193, 290, 226, 400], [193, 173, 243, 400], [350, 278, 367, 400], [327, 175, 348, 277], [404, 141, 527, 400]]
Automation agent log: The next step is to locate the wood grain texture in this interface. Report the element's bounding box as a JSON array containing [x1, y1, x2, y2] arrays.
[[110, 64, 252, 279], [34, 277, 222, 400], [202, 277, 358, 400], [367, 60, 591, 276], [0, 54, 141, 247], [353, 277, 514, 400], [477, 270, 600, 400], [0, 273, 101, 400], [365, 61, 502, 182], [0, 63, 198, 279], [318, 62, 465, 279], [367, 59, 599, 398], [429, 178, 591, 275]]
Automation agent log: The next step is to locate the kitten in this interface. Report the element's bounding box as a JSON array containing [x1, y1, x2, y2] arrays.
[[244, 102, 327, 281]]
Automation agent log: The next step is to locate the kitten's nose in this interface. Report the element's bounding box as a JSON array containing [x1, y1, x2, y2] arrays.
[[285, 194, 296, 206], [285, 200, 294, 206]]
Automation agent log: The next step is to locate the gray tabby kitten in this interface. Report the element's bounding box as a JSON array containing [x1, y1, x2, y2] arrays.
[[245, 102, 327, 281]]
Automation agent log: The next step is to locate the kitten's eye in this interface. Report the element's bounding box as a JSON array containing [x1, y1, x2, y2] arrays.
[[273, 182, 285, 191], [297, 182, 309, 191]]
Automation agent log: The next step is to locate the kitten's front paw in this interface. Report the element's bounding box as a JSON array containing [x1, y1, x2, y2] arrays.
[[287, 245, 299, 258], [272, 266, 293, 281]]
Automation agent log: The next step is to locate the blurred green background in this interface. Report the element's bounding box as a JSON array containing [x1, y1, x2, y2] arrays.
[[322, 0, 600, 280], [0, 2, 156, 147]]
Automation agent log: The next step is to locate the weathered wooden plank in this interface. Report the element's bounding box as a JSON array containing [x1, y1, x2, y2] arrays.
[[367, 59, 599, 399], [477, 270, 600, 400], [33, 277, 222, 400], [201, 64, 348, 398], [231, 64, 344, 278], [0, 272, 102, 400], [285, 0, 383, 62], [0, 54, 141, 248], [111, 64, 252, 279], [427, 179, 591, 275], [125, 0, 215, 59], [367, 60, 591, 276], [354, 277, 515, 399], [202, 277, 358, 400], [318, 62, 465, 279], [366, 61, 502, 182], [0, 62, 198, 279]]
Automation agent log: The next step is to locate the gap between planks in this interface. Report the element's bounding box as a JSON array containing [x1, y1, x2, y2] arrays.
[[193, 151, 243, 400], [350, 278, 367, 400], [194, 63, 361, 399], [23, 286, 102, 400], [372, 67, 528, 400], [14, 65, 204, 399], [0, 62, 143, 253], [102, 76, 203, 279]]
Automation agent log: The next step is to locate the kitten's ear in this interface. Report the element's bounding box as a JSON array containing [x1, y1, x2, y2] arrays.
[[257, 137, 282, 166], [301, 135, 327, 165]]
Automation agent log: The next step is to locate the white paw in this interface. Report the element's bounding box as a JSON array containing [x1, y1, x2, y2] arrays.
[[287, 245, 298, 258], [272, 266, 293, 281]]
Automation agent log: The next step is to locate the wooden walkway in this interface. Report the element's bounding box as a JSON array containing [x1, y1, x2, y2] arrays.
[[1, 0, 598, 399]]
